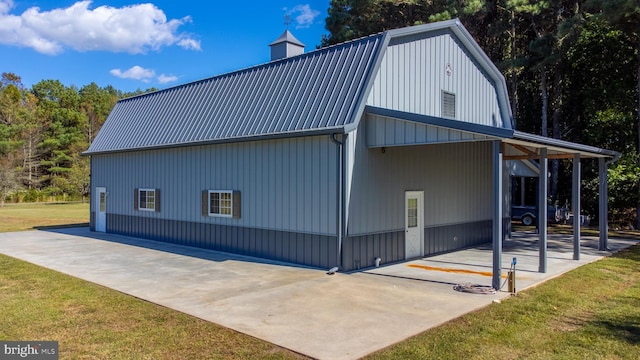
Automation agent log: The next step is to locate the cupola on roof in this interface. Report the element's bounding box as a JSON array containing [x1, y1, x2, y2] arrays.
[[269, 29, 305, 60]]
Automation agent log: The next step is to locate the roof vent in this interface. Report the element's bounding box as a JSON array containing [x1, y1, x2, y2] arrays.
[[269, 30, 305, 61], [442, 91, 456, 119]]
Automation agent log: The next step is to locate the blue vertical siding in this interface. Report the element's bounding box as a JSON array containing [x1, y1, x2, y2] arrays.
[[91, 135, 338, 236]]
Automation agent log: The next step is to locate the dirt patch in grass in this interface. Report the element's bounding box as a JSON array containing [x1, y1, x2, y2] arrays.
[[549, 309, 595, 332]]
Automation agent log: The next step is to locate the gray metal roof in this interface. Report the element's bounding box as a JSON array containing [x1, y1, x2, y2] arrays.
[[85, 19, 615, 159], [86, 33, 383, 154]]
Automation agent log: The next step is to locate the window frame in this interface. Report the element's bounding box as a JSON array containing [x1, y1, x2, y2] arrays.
[[138, 188, 156, 212], [208, 190, 233, 218]]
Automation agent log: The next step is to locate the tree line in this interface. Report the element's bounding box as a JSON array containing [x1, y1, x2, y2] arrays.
[[0, 73, 156, 205], [1, 0, 638, 226], [323, 0, 640, 227]]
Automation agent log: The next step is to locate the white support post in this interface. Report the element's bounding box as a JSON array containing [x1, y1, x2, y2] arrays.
[[538, 148, 548, 273], [572, 153, 581, 260], [492, 140, 503, 290], [599, 158, 609, 251]]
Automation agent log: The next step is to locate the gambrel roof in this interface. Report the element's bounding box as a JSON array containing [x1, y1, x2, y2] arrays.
[[86, 33, 384, 154], [85, 19, 617, 159], [86, 19, 510, 155]]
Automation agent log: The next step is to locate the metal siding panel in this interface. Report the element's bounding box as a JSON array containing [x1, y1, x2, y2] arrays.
[[293, 233, 302, 263], [348, 126, 492, 236], [93, 135, 337, 260], [312, 234, 321, 267], [364, 30, 504, 131], [246, 227, 254, 256], [301, 234, 310, 264]]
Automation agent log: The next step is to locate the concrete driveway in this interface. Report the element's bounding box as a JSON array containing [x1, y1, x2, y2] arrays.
[[0, 228, 636, 359]]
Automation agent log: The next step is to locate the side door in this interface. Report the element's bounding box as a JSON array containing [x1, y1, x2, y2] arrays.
[[405, 191, 424, 259], [95, 187, 107, 232]]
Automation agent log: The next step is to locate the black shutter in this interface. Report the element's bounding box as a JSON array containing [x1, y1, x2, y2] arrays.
[[134, 189, 139, 210], [232, 191, 241, 219], [154, 189, 160, 212], [202, 190, 209, 216]]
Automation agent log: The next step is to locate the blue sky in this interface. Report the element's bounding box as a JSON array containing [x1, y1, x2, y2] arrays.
[[1, 0, 331, 92]]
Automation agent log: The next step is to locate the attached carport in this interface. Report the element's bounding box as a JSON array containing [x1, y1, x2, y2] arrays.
[[364, 107, 620, 290], [496, 131, 620, 289]]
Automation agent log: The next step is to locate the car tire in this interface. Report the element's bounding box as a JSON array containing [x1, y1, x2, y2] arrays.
[[522, 215, 534, 226]]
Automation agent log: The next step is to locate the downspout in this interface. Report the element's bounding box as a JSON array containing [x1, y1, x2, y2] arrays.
[[330, 133, 346, 270], [89, 156, 94, 231]]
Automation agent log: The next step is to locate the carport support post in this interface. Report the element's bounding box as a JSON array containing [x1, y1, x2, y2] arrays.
[[538, 148, 548, 273], [572, 153, 581, 260], [492, 140, 503, 290], [599, 157, 609, 251]]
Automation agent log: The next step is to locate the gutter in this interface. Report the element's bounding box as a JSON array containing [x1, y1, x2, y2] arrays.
[[83, 126, 347, 156]]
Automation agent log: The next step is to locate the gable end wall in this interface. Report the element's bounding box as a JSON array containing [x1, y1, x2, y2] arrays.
[[366, 29, 504, 129]]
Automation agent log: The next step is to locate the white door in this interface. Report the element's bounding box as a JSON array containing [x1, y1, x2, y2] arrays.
[[95, 187, 107, 232], [405, 191, 424, 259]]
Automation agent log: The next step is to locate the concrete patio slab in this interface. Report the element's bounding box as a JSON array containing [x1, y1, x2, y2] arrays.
[[0, 228, 636, 359]]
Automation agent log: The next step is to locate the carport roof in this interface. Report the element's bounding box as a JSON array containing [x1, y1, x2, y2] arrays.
[[505, 131, 619, 160], [363, 107, 619, 160]]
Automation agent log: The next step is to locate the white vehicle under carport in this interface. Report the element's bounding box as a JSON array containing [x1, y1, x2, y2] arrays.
[[511, 205, 571, 226]]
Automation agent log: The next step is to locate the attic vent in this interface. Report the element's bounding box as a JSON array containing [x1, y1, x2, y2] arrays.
[[442, 91, 456, 119]]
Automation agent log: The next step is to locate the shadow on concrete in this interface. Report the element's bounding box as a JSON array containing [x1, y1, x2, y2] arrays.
[[35, 223, 89, 230], [40, 226, 318, 271]]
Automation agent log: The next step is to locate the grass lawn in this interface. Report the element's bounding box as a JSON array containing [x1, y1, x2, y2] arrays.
[[0, 254, 306, 359], [366, 243, 640, 359], [0, 203, 90, 232], [1, 203, 639, 358]]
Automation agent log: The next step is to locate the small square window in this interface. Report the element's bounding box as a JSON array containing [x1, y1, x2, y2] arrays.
[[204, 190, 240, 218], [209, 190, 232, 218], [138, 189, 156, 211]]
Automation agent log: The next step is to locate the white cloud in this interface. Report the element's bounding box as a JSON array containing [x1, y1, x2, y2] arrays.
[[285, 4, 320, 29], [177, 38, 200, 51], [0, 0, 201, 55], [110, 66, 156, 82], [0, 0, 13, 14], [110, 66, 179, 84], [157, 74, 178, 84]]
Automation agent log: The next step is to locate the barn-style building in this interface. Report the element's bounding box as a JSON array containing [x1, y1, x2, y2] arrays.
[[86, 19, 617, 287]]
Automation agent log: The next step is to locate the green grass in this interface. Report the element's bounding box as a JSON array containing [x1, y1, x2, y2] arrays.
[[0, 254, 306, 359], [365, 244, 640, 359], [0, 203, 89, 232], [1, 204, 639, 358]]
